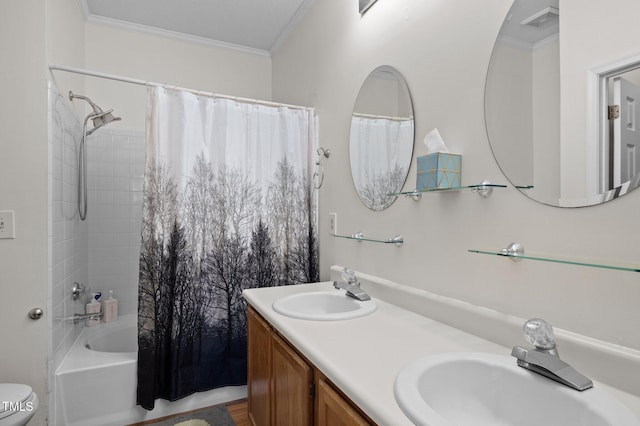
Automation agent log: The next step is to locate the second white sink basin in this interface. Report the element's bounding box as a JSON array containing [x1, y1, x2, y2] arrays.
[[272, 290, 377, 321], [394, 352, 640, 426]]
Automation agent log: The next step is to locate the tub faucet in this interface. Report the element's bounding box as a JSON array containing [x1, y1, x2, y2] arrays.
[[333, 268, 371, 301], [56, 312, 103, 323], [511, 318, 593, 391], [71, 312, 103, 324]]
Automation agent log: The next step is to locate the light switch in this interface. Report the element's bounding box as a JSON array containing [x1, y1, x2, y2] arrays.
[[0, 211, 15, 239], [329, 213, 337, 235]]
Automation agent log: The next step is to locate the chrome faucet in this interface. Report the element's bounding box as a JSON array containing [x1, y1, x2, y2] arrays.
[[72, 312, 102, 323], [333, 268, 371, 301], [511, 318, 593, 391], [57, 312, 103, 324]]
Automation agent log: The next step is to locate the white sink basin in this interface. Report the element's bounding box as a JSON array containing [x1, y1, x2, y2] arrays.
[[272, 290, 377, 321], [394, 352, 640, 426]]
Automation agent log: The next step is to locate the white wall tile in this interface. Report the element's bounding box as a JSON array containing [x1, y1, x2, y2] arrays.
[[49, 86, 88, 374], [86, 129, 145, 316], [50, 90, 145, 370]]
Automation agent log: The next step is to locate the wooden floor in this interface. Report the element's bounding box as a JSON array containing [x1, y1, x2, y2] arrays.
[[226, 400, 250, 426], [129, 399, 249, 426]]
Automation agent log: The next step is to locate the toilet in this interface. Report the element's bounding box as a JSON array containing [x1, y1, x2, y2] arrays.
[[0, 384, 38, 426]]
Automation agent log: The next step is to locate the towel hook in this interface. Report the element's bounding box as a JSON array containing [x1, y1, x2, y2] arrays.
[[313, 147, 331, 189]]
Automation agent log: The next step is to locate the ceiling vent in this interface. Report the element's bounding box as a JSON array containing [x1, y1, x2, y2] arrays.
[[520, 6, 559, 27]]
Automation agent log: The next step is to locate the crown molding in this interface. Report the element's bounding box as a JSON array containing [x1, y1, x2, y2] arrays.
[[80, 2, 271, 57], [270, 0, 315, 56]]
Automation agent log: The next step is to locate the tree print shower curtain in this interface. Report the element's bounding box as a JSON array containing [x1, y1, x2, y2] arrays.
[[137, 87, 319, 410], [349, 116, 413, 210]]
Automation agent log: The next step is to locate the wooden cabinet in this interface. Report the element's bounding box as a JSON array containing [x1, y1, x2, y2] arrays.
[[248, 306, 314, 426], [316, 377, 370, 426], [271, 332, 313, 425], [247, 306, 374, 426], [247, 307, 272, 426]]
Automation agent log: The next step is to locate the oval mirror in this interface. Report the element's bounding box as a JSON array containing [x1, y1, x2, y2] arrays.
[[485, 0, 640, 207], [349, 66, 414, 211]]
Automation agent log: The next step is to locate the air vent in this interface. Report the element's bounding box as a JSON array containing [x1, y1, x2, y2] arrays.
[[520, 6, 559, 27]]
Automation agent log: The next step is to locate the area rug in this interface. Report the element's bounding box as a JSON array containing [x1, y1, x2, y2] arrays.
[[147, 403, 235, 426]]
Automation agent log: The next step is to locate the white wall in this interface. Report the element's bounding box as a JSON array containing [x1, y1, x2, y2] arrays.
[[0, 2, 50, 425], [79, 23, 273, 133], [272, 0, 640, 352]]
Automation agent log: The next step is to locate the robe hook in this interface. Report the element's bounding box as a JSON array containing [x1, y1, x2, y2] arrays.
[[314, 147, 331, 189], [316, 147, 330, 164]]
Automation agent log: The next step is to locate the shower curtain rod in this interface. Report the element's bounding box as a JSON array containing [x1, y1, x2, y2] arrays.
[[49, 64, 313, 112], [352, 112, 413, 121]]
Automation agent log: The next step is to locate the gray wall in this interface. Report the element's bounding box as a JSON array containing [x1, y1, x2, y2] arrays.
[[272, 0, 640, 351]]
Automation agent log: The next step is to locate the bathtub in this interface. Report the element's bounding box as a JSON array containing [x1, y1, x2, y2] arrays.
[[55, 314, 246, 426]]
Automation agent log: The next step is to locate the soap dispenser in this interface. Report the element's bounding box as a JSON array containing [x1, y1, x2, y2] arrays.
[[86, 292, 102, 326], [102, 290, 118, 323]]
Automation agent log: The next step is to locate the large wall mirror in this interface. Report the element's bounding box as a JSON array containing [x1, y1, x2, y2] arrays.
[[486, 0, 640, 207], [349, 65, 414, 211]]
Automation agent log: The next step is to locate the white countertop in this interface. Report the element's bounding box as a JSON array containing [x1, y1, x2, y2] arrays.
[[243, 280, 640, 425]]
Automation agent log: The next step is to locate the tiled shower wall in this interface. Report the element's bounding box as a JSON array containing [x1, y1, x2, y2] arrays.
[[48, 84, 145, 373], [48, 84, 88, 373], [86, 128, 145, 316]]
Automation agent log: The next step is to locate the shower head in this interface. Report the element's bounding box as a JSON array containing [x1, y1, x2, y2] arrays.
[[87, 109, 121, 135], [69, 91, 122, 135]]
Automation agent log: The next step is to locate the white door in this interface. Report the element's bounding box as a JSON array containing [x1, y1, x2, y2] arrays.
[[612, 77, 640, 187]]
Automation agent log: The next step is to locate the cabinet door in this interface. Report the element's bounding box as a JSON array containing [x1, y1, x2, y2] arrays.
[[271, 332, 313, 426], [316, 379, 371, 426], [247, 307, 272, 426]]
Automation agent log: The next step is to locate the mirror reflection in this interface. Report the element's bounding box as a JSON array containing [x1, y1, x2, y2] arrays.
[[349, 65, 414, 211], [605, 68, 640, 190], [485, 0, 640, 207]]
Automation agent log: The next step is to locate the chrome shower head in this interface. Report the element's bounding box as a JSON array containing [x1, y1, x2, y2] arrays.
[[69, 91, 122, 135], [87, 109, 121, 135]]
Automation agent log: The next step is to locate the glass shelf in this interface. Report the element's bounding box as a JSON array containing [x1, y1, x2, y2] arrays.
[[468, 248, 640, 273], [390, 183, 507, 197], [332, 233, 403, 246]]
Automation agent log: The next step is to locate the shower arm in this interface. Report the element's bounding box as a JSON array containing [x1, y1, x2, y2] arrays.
[[69, 91, 103, 115]]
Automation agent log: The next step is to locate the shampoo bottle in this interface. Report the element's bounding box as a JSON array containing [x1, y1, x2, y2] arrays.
[[86, 292, 102, 326], [102, 290, 118, 323]]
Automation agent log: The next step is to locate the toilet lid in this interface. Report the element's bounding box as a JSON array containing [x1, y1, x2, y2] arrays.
[[0, 384, 32, 415]]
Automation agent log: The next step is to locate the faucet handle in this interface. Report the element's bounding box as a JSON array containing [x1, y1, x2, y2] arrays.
[[523, 318, 556, 352], [341, 267, 358, 285]]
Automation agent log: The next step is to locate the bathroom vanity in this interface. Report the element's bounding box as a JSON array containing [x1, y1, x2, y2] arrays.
[[247, 306, 372, 425], [243, 270, 640, 426]]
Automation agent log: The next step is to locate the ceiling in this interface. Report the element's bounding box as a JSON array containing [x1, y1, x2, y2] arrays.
[[499, 0, 559, 47], [81, 0, 315, 55]]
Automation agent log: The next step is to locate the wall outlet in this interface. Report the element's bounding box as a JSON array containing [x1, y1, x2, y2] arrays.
[[329, 213, 337, 235], [0, 210, 15, 239]]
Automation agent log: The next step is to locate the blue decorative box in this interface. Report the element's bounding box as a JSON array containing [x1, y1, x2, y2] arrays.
[[416, 153, 461, 190]]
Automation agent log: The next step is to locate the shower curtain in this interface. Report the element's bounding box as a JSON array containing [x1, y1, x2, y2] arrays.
[[349, 116, 414, 209], [137, 87, 319, 410]]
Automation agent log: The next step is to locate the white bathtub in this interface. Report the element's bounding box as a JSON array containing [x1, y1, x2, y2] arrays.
[[85, 322, 138, 353], [55, 314, 246, 426]]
